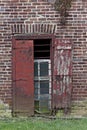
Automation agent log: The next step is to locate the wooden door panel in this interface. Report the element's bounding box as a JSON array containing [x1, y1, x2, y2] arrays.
[[52, 39, 72, 109], [12, 38, 34, 116]]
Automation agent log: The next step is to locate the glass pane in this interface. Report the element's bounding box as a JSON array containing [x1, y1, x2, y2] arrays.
[[39, 95, 50, 112], [34, 62, 38, 76], [40, 81, 49, 94], [34, 81, 38, 99], [40, 62, 48, 76]]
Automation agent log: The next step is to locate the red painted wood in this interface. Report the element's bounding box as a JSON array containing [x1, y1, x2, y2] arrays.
[[52, 39, 72, 109], [12, 38, 34, 116]]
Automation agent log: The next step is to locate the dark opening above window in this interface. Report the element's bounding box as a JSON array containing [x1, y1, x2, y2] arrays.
[[34, 39, 51, 59]]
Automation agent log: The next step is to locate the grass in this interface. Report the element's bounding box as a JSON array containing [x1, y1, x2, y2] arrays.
[[0, 117, 87, 130]]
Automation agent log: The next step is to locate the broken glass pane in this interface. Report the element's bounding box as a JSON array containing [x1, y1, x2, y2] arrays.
[[39, 95, 49, 112], [34, 100, 39, 111]]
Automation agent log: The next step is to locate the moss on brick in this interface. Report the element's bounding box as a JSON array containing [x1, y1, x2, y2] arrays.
[[0, 100, 11, 117], [71, 100, 87, 117]]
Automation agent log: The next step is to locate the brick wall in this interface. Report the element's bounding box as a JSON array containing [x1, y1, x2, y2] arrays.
[[0, 0, 87, 116]]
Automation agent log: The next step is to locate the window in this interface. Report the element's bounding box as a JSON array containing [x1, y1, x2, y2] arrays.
[[34, 60, 51, 112]]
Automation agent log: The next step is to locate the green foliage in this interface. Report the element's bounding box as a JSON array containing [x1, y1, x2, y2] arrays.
[[0, 117, 87, 130], [54, 0, 72, 25], [56, 109, 64, 117], [54, 0, 72, 12]]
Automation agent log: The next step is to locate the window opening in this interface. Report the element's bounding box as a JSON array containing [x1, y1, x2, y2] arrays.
[[34, 39, 51, 113], [34, 39, 50, 59]]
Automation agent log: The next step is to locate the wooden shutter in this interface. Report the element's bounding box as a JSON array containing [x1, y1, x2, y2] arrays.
[[52, 39, 72, 109], [12, 38, 34, 116]]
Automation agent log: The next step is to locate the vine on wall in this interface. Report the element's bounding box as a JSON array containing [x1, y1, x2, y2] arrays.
[[54, 0, 72, 25]]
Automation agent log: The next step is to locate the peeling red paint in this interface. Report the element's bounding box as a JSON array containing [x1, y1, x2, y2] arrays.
[[53, 39, 72, 109]]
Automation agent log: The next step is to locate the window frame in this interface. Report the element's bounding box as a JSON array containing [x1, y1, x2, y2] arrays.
[[34, 59, 51, 100]]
